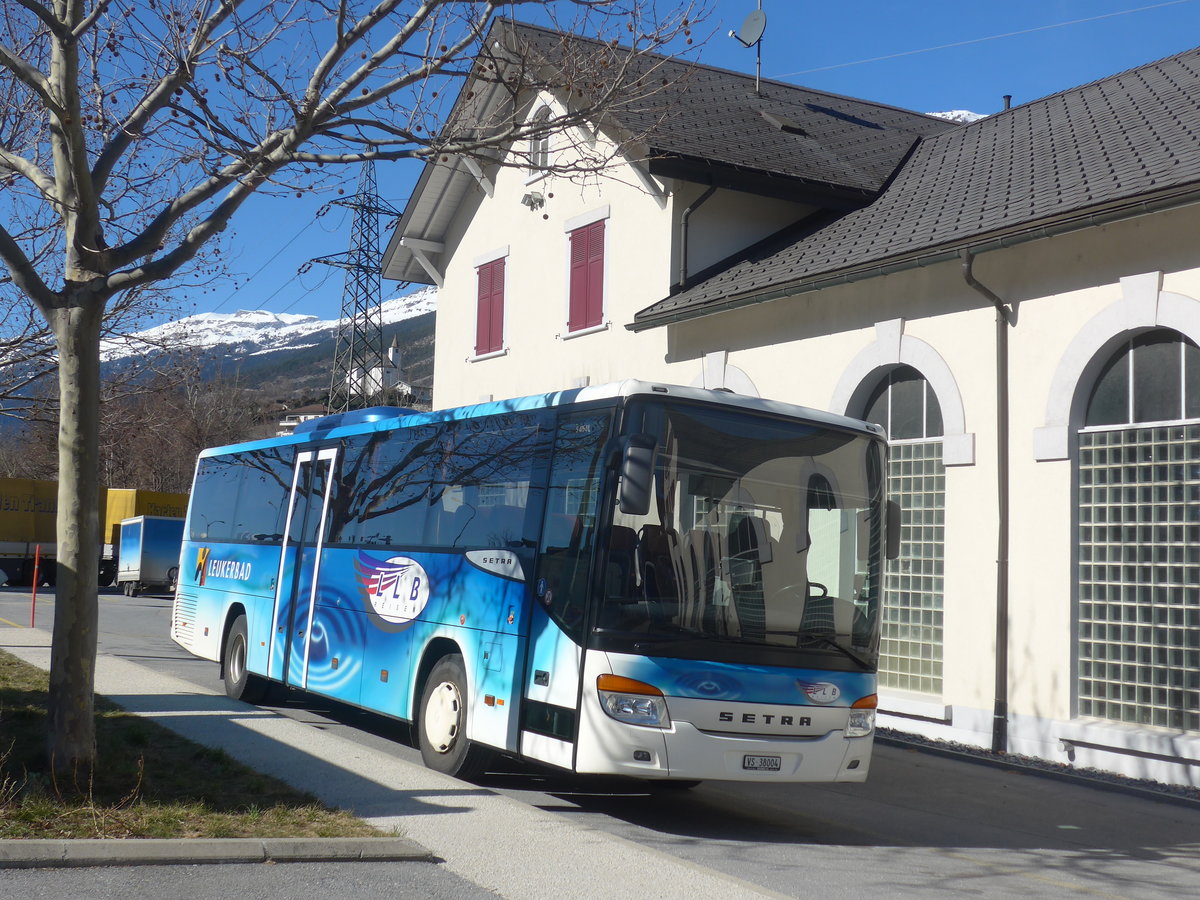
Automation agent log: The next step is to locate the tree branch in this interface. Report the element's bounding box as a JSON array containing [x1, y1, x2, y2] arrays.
[[0, 144, 57, 197], [0, 41, 65, 118], [91, 0, 244, 195], [71, 0, 118, 41], [9, 0, 71, 41], [0, 221, 57, 312]]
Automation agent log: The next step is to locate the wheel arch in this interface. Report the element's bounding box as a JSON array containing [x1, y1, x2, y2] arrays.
[[413, 637, 465, 717], [218, 601, 249, 679]]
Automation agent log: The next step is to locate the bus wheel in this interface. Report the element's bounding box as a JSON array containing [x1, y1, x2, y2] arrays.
[[224, 614, 267, 703], [418, 654, 490, 779]]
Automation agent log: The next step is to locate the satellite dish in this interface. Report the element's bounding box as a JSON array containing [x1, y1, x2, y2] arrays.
[[735, 9, 766, 47]]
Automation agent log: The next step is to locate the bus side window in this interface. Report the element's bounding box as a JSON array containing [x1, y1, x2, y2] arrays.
[[328, 432, 433, 548], [190, 449, 291, 544]]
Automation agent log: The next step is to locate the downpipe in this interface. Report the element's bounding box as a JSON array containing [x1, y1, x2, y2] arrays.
[[961, 249, 1012, 754], [677, 184, 717, 291]]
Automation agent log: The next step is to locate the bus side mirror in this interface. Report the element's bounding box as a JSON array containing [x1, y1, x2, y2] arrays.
[[617, 434, 657, 516], [886, 500, 902, 560]]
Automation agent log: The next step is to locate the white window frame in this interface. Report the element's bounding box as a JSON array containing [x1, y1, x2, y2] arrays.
[[468, 245, 510, 362], [560, 206, 611, 338]]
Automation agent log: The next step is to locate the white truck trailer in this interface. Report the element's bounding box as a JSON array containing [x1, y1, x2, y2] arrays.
[[116, 515, 185, 596]]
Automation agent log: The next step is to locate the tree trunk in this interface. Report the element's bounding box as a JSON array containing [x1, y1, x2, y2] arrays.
[[46, 297, 104, 778]]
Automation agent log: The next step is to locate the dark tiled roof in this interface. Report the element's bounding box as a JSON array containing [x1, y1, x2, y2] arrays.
[[384, 20, 955, 284], [621, 61, 953, 193], [632, 47, 1200, 330], [504, 21, 954, 196]]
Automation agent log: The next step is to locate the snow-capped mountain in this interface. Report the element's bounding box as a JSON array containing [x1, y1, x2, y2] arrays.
[[927, 109, 986, 124], [102, 285, 437, 361], [99, 285, 438, 402]]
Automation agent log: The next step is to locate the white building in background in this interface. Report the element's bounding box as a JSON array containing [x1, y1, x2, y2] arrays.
[[383, 20, 1200, 787]]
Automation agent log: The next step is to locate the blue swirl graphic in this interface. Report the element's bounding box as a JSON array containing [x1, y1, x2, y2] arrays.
[[303, 607, 366, 695]]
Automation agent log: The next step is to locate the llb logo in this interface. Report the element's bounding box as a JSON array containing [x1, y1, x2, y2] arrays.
[[354, 551, 430, 630]]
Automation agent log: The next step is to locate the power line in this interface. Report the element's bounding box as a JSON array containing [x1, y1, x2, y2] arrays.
[[247, 270, 305, 312], [774, 0, 1196, 78], [209, 216, 319, 314], [276, 267, 335, 315]]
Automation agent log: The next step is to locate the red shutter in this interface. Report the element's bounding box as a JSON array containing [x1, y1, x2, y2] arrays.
[[475, 258, 504, 355], [568, 228, 588, 331], [568, 220, 604, 332], [585, 220, 604, 328]]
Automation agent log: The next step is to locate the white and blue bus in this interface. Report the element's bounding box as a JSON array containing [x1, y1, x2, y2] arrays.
[[171, 381, 895, 783]]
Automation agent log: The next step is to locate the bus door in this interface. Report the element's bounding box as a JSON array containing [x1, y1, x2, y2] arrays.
[[520, 411, 611, 770], [269, 447, 337, 689]]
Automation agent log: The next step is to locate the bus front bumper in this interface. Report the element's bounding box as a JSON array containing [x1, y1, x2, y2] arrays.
[[576, 698, 874, 783]]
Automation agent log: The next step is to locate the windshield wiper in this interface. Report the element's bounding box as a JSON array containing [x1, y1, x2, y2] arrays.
[[797, 634, 874, 670]]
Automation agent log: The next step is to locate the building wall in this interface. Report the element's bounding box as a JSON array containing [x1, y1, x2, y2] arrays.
[[431, 98, 682, 409], [423, 107, 1200, 785], [671, 182, 814, 285], [660, 202, 1200, 786]]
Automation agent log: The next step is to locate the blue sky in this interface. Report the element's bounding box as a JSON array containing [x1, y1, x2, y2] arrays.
[[198, 0, 1200, 324]]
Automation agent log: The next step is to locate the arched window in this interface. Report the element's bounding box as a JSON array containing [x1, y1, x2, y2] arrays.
[[1085, 331, 1200, 426], [862, 366, 945, 696], [864, 365, 944, 440], [1076, 329, 1200, 730], [528, 106, 551, 174]]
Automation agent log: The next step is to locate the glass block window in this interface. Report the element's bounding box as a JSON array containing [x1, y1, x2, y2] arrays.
[[1077, 330, 1200, 731], [865, 366, 946, 696], [879, 440, 946, 694]]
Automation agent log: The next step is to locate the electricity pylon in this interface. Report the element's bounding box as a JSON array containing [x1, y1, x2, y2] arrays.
[[309, 159, 404, 413]]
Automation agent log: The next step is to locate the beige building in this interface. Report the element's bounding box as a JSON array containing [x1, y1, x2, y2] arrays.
[[384, 21, 1200, 787]]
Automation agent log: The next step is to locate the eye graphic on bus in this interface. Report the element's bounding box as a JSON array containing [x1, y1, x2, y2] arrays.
[[354, 551, 430, 630], [677, 671, 743, 700]]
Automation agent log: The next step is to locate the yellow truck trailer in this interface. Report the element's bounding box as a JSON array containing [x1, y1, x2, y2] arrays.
[[0, 477, 188, 587]]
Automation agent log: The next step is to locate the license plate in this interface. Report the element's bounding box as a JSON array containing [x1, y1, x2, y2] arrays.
[[742, 754, 781, 771]]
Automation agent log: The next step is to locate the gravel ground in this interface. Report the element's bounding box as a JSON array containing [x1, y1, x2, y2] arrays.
[[877, 728, 1200, 807]]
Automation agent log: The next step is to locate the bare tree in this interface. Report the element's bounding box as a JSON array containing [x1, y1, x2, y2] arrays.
[[0, 365, 270, 491], [0, 0, 698, 773]]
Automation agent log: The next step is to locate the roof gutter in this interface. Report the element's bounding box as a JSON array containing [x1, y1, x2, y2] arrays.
[[627, 183, 1200, 332]]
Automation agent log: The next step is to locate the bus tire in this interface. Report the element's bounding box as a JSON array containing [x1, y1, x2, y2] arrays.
[[418, 654, 491, 779], [223, 614, 267, 703]]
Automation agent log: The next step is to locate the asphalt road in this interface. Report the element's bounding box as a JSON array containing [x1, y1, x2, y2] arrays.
[[4, 587, 1200, 899]]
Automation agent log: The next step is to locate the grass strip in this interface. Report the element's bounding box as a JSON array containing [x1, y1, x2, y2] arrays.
[[0, 649, 382, 840]]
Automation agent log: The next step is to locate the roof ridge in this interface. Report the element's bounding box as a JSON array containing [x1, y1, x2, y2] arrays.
[[491, 17, 952, 126], [977, 42, 1200, 119]]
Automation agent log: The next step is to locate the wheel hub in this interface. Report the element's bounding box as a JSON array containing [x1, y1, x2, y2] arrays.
[[424, 680, 462, 753]]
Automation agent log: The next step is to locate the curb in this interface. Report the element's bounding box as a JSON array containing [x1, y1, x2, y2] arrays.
[[878, 732, 1200, 810], [0, 837, 435, 869]]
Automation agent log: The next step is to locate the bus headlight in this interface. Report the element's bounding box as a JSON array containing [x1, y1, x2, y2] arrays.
[[845, 710, 875, 738], [597, 674, 671, 729], [846, 694, 877, 737]]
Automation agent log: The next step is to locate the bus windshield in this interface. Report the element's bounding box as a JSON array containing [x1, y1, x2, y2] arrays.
[[596, 400, 885, 670]]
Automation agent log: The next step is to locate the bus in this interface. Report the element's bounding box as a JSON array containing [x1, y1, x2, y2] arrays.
[[171, 380, 896, 783]]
